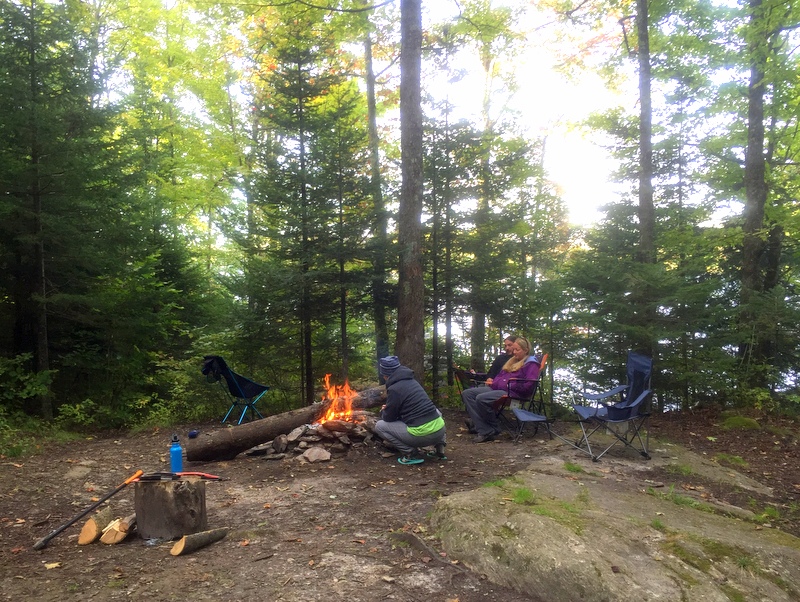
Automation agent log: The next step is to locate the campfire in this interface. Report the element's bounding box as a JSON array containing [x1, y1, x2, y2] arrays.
[[316, 374, 359, 424], [186, 377, 387, 463]]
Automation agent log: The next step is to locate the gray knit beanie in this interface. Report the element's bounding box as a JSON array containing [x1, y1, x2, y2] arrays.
[[379, 356, 401, 377]]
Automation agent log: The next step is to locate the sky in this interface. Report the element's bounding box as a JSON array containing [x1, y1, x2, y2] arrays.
[[424, 1, 631, 227]]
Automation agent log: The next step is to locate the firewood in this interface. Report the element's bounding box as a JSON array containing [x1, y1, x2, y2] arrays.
[[100, 513, 136, 545], [170, 527, 229, 556], [77, 505, 114, 545]]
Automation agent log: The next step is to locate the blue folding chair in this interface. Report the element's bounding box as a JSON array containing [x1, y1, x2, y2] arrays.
[[202, 355, 269, 425], [568, 351, 653, 461]]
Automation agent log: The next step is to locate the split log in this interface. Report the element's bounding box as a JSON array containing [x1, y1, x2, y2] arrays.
[[186, 385, 386, 462], [100, 513, 136, 545], [170, 527, 229, 556], [134, 479, 207, 540], [78, 505, 114, 545]]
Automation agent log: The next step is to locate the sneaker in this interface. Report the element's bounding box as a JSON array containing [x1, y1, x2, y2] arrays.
[[398, 454, 425, 465], [474, 433, 496, 443], [464, 419, 477, 434], [427, 442, 447, 460]]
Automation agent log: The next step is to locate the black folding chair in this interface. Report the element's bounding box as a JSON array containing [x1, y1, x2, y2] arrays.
[[202, 355, 269, 425], [567, 351, 653, 461], [453, 367, 487, 395]]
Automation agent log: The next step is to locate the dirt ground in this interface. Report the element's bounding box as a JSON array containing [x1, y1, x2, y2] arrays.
[[1, 406, 798, 602]]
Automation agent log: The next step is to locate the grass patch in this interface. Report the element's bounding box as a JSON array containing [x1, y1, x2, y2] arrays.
[[564, 461, 584, 473], [753, 504, 780, 523], [665, 463, 695, 477], [647, 485, 717, 514], [713, 453, 748, 468], [720, 416, 761, 431], [510, 487, 537, 505], [650, 518, 666, 531]]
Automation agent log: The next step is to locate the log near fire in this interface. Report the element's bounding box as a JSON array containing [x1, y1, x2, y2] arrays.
[[186, 384, 386, 462]]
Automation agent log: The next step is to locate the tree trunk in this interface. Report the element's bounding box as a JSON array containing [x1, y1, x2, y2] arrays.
[[739, 0, 770, 382], [395, 0, 425, 381], [364, 31, 391, 372], [636, 0, 655, 266]]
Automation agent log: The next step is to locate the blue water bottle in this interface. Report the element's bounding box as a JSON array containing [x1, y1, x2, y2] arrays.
[[170, 434, 183, 473]]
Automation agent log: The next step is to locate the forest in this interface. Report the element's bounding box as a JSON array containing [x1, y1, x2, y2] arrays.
[[1, 0, 799, 448]]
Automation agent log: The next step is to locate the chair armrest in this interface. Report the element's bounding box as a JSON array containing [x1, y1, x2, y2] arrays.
[[579, 384, 627, 403], [506, 378, 539, 394]]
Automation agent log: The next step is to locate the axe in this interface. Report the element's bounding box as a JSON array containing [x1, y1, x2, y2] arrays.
[[32, 469, 143, 551]]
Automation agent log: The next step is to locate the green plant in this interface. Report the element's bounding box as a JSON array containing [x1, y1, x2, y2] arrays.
[[713, 453, 748, 468], [647, 485, 716, 513], [564, 461, 584, 473], [756, 506, 780, 522], [665, 463, 695, 477], [510, 487, 536, 505], [0, 354, 53, 407], [720, 416, 761, 431], [650, 518, 666, 531]]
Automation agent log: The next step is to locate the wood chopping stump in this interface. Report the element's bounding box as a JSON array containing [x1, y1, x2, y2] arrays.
[[134, 479, 208, 539]]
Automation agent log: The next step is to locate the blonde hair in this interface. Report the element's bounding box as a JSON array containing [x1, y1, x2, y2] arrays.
[[502, 337, 531, 373]]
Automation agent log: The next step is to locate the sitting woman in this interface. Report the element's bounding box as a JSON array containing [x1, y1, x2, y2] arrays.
[[461, 337, 541, 442], [374, 356, 447, 465]]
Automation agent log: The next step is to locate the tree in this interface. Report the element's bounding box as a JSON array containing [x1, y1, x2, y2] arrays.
[[395, 0, 425, 379], [0, 0, 120, 418]]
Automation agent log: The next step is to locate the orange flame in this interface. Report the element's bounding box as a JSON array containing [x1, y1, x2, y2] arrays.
[[317, 374, 357, 424]]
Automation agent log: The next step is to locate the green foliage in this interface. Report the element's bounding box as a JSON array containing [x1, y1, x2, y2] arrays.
[[0, 355, 52, 409], [720, 416, 761, 431], [0, 411, 37, 458], [665, 463, 696, 477], [713, 453, 748, 468], [510, 487, 537, 506], [3, 0, 800, 430]]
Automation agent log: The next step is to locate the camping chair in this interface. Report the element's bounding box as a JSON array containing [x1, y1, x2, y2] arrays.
[[568, 351, 653, 461], [509, 354, 553, 443], [201, 355, 269, 425], [491, 354, 549, 439], [453, 366, 488, 395]]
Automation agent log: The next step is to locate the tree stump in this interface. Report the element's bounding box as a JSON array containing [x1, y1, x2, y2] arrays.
[[134, 479, 207, 540]]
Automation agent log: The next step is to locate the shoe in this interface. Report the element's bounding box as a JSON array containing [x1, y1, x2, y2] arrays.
[[398, 454, 425, 465], [426, 442, 447, 460], [464, 420, 477, 434], [474, 433, 496, 443]]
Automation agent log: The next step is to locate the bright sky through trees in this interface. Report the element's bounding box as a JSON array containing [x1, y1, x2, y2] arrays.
[[426, 1, 631, 226]]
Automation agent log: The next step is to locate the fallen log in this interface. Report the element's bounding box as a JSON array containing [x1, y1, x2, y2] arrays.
[[186, 385, 386, 462], [170, 527, 229, 556], [100, 513, 136, 545], [78, 505, 114, 545]]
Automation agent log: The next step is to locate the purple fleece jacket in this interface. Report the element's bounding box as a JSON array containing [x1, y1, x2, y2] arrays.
[[490, 356, 541, 398]]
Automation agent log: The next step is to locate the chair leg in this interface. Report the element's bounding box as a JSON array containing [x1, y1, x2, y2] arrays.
[[222, 403, 237, 424]]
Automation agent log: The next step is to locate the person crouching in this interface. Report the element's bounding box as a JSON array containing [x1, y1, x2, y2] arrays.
[[374, 356, 447, 465]]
